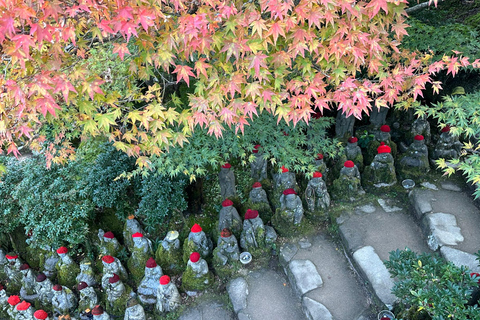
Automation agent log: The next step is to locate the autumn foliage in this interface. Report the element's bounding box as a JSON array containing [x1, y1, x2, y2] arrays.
[[0, 0, 478, 165]]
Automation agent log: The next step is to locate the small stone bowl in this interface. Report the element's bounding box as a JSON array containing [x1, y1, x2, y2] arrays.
[[378, 310, 395, 320], [402, 179, 415, 190], [239, 252, 252, 265]]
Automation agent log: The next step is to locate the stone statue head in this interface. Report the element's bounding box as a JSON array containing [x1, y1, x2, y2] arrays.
[[127, 297, 139, 308]]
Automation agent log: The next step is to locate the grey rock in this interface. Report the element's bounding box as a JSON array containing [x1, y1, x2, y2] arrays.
[[287, 259, 323, 296], [178, 300, 235, 320], [377, 199, 402, 213], [227, 277, 248, 314], [425, 212, 464, 247], [358, 204, 376, 214], [440, 181, 462, 192], [302, 297, 333, 320], [440, 246, 480, 273], [279, 243, 298, 267], [427, 234, 439, 251], [265, 226, 278, 245], [299, 240, 312, 249], [237, 311, 251, 320], [336, 215, 347, 225], [421, 182, 438, 190], [409, 189, 433, 219], [352, 246, 396, 308]]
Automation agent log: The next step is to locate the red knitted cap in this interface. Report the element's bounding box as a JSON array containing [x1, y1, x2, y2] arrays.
[[109, 274, 120, 284], [132, 232, 143, 238], [191, 223, 202, 233], [92, 305, 104, 315], [377, 142, 391, 154], [221, 228, 232, 238], [20, 263, 29, 270], [77, 281, 88, 291], [102, 255, 114, 264], [160, 275, 170, 285], [189, 252, 200, 263], [222, 199, 233, 207], [253, 145, 260, 154], [281, 165, 288, 173], [103, 231, 115, 239], [252, 182, 262, 188], [7, 295, 20, 306], [0, 284, 4, 291], [344, 160, 354, 168], [380, 125, 390, 132], [316, 153, 324, 160], [348, 136, 358, 143], [146, 257, 157, 268], [6, 253, 18, 260], [441, 125, 450, 133], [283, 188, 296, 196], [222, 163, 231, 169], [56, 247, 68, 254], [414, 134, 424, 141], [34, 310, 48, 320], [313, 172, 322, 178], [53, 284, 62, 291], [16, 301, 30, 311], [36, 273, 47, 282], [245, 209, 259, 219]]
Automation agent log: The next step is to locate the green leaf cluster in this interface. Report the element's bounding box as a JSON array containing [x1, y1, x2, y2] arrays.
[[385, 249, 480, 319]]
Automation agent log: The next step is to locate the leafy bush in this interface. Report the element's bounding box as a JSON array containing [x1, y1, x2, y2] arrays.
[[385, 249, 480, 319]]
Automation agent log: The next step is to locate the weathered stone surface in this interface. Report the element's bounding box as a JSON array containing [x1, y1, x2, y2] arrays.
[[352, 246, 396, 308], [377, 199, 402, 213], [178, 300, 235, 320], [425, 213, 464, 247], [440, 182, 462, 192], [238, 311, 252, 320], [358, 204, 376, 214], [227, 277, 249, 314], [409, 189, 433, 219], [279, 243, 298, 267], [440, 246, 480, 273], [299, 240, 312, 249], [302, 297, 333, 320], [421, 182, 438, 190], [287, 259, 323, 296]]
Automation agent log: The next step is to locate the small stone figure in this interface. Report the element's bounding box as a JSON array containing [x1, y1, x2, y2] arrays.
[[331, 160, 365, 201], [344, 136, 364, 171], [35, 273, 53, 306], [247, 182, 273, 222], [76, 259, 96, 287], [33, 310, 49, 320], [304, 172, 331, 216], [182, 252, 213, 294], [98, 230, 120, 257], [92, 305, 110, 320], [15, 300, 35, 319], [366, 125, 398, 164], [272, 189, 304, 235], [212, 229, 242, 278], [52, 284, 77, 315], [0, 284, 8, 317], [41, 247, 59, 279], [432, 126, 462, 160], [138, 258, 163, 305], [250, 144, 268, 181], [7, 295, 20, 319], [240, 209, 266, 252], [156, 275, 181, 313], [5, 253, 22, 292], [123, 215, 144, 250], [398, 134, 430, 179], [183, 224, 213, 263], [101, 255, 127, 290], [218, 199, 242, 235], [128, 232, 153, 285], [55, 247, 80, 288], [20, 264, 38, 302], [363, 143, 397, 188], [155, 231, 183, 275], [273, 166, 298, 192], [314, 154, 328, 178], [219, 163, 236, 200], [411, 116, 431, 145], [106, 274, 131, 317], [77, 282, 98, 312], [124, 297, 145, 320]]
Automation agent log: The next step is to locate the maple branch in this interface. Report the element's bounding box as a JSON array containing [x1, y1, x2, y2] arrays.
[[405, 0, 445, 14]]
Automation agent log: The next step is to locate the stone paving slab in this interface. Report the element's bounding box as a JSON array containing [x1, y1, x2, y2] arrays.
[[353, 246, 396, 309], [227, 277, 248, 314], [292, 234, 372, 320], [178, 298, 235, 320], [287, 259, 323, 296], [302, 297, 333, 320], [424, 212, 464, 247], [440, 246, 480, 273]]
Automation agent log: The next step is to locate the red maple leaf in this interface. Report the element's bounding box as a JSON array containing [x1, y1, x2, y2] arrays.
[[249, 53, 268, 78], [366, 0, 389, 18], [98, 19, 114, 34], [266, 22, 286, 45], [113, 43, 131, 61], [137, 8, 156, 31], [36, 97, 61, 117], [194, 58, 211, 79], [173, 64, 195, 86]]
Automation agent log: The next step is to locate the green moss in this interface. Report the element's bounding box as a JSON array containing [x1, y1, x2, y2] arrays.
[[245, 201, 273, 224], [396, 157, 430, 181], [127, 250, 149, 285], [181, 266, 213, 292], [56, 262, 80, 288], [362, 163, 397, 188], [365, 140, 397, 165], [155, 245, 184, 275], [104, 285, 132, 317], [25, 246, 48, 270], [212, 248, 242, 279], [271, 209, 311, 237]]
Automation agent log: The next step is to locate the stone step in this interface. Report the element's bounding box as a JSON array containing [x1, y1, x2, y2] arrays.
[[440, 246, 480, 273], [286, 259, 323, 296]]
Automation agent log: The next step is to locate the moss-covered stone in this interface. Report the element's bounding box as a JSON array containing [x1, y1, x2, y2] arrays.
[[330, 176, 364, 202], [25, 246, 47, 270], [155, 245, 183, 276], [212, 249, 242, 279], [104, 285, 132, 317], [181, 266, 213, 292], [127, 249, 149, 285], [244, 201, 273, 224], [362, 161, 397, 189], [365, 140, 397, 165], [271, 209, 307, 237], [55, 262, 80, 289]]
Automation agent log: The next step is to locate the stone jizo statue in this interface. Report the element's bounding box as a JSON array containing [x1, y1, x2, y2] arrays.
[[398, 134, 430, 178], [33, 309, 49, 320], [20, 263, 38, 302], [364, 142, 397, 187], [156, 276, 181, 313], [279, 188, 304, 225], [305, 172, 331, 212], [101, 255, 127, 289], [432, 126, 462, 160], [184, 224, 213, 259], [249, 182, 269, 204], [250, 144, 267, 181], [218, 199, 242, 233], [219, 163, 236, 200], [76, 259, 96, 287], [124, 297, 145, 320], [35, 273, 54, 306], [92, 305, 111, 320], [138, 257, 163, 305], [124, 215, 144, 249], [215, 229, 240, 266], [15, 300, 34, 319], [273, 166, 297, 191], [52, 284, 77, 315], [41, 246, 59, 279], [106, 274, 125, 303], [98, 230, 120, 257], [240, 209, 266, 250], [77, 282, 98, 312], [186, 252, 209, 278], [0, 284, 8, 312], [55, 247, 80, 288]]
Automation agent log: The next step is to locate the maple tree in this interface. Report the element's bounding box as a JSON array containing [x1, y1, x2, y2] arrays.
[[0, 0, 478, 168]]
